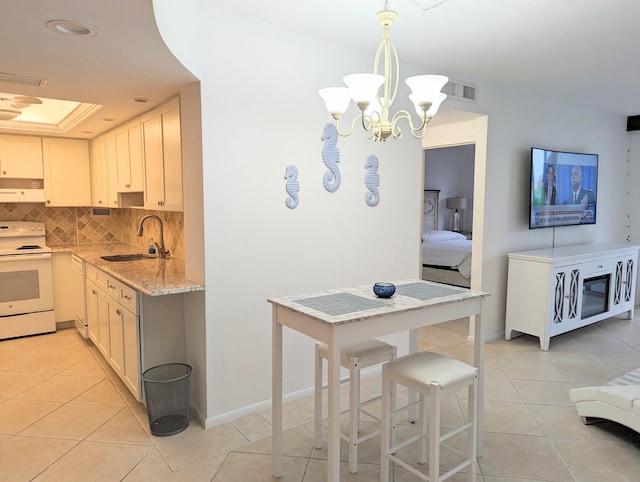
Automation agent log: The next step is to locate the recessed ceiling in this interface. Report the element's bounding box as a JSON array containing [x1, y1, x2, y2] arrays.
[[0, 0, 198, 139], [0, 92, 102, 134]]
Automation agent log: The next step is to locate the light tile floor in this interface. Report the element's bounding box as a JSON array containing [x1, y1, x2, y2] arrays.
[[3, 314, 640, 481]]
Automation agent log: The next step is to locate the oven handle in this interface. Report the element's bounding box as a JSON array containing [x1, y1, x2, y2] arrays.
[[0, 253, 52, 262]]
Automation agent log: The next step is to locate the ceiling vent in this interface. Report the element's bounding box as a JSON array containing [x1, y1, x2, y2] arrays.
[[443, 80, 477, 103], [0, 72, 48, 87]]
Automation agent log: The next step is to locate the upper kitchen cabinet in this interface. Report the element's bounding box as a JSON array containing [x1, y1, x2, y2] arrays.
[[90, 135, 109, 207], [141, 97, 183, 211], [0, 135, 44, 178], [115, 118, 144, 193], [43, 138, 91, 206]]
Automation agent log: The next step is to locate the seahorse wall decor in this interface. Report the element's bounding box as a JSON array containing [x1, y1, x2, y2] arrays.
[[321, 123, 341, 192], [284, 165, 300, 209], [364, 154, 380, 207]]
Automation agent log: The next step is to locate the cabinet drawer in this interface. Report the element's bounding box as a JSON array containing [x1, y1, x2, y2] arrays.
[[86, 264, 101, 283], [582, 258, 615, 275], [119, 283, 137, 313]]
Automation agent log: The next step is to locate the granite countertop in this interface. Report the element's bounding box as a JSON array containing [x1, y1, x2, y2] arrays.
[[268, 279, 489, 325], [52, 243, 204, 297]]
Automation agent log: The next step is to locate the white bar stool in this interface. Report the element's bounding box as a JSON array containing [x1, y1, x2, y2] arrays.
[[380, 351, 478, 482], [314, 339, 397, 473]]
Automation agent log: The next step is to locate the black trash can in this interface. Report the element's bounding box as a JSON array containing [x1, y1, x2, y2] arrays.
[[142, 363, 192, 436]]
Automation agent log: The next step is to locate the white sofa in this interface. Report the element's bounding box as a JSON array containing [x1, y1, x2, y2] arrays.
[[570, 368, 640, 432]]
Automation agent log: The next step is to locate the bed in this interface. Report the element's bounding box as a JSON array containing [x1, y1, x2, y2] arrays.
[[421, 190, 472, 288], [421, 230, 472, 287]]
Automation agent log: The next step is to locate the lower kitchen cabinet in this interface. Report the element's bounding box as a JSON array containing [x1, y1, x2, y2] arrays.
[[84, 262, 185, 401]]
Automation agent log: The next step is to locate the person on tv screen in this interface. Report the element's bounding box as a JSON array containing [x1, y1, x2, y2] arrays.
[[544, 164, 556, 205], [564, 165, 595, 207]]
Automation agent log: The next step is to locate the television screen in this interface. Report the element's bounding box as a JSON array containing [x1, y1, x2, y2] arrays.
[[529, 147, 598, 229]]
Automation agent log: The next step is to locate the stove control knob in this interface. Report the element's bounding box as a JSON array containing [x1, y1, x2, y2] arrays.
[[29, 225, 36, 231]]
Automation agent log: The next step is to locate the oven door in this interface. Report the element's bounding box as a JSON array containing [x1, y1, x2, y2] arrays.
[[0, 253, 54, 316]]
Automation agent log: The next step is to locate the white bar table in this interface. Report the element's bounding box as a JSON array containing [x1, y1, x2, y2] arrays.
[[269, 279, 489, 481]]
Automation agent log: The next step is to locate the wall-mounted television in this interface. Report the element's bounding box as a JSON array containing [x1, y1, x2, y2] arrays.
[[529, 147, 598, 229]]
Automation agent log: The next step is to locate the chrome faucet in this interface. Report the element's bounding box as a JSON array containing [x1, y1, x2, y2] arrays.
[[137, 214, 169, 259]]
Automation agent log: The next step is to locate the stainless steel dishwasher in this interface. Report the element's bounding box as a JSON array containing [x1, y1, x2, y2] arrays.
[[70, 254, 88, 338]]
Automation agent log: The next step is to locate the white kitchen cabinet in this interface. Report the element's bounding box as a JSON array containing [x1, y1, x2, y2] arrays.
[[52, 252, 74, 324], [90, 135, 108, 207], [506, 243, 639, 350], [0, 134, 44, 178], [115, 118, 144, 192], [104, 132, 120, 208], [86, 278, 108, 356], [42, 137, 91, 206], [141, 97, 183, 211]]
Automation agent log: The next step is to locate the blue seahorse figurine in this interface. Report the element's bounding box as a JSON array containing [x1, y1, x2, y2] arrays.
[[364, 154, 380, 207], [321, 123, 341, 192], [284, 165, 300, 209]]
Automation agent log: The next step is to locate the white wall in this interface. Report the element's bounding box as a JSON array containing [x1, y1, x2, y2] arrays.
[[155, 1, 632, 423]]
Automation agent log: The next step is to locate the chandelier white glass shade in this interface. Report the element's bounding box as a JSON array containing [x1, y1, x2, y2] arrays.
[[319, 9, 448, 142]]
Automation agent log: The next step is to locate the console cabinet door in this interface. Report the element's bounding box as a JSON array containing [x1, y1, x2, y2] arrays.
[[550, 266, 581, 332], [613, 255, 637, 312]]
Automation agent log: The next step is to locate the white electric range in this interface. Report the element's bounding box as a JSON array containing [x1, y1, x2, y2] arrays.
[[0, 221, 55, 340]]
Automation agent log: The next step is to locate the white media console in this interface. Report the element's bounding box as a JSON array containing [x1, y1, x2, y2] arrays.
[[505, 243, 639, 350]]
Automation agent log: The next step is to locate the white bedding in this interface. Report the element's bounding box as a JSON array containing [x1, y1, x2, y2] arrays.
[[421, 236, 472, 279]]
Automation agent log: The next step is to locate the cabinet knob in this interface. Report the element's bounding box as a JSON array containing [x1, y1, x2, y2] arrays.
[[2, 170, 6, 175], [116, 309, 122, 316], [123, 294, 131, 300], [92, 289, 97, 295], [47, 200, 51, 204]]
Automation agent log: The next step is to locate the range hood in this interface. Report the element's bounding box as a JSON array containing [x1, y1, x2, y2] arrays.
[[0, 187, 46, 203]]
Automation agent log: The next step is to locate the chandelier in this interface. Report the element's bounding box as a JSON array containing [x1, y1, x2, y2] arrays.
[[318, 7, 448, 142]]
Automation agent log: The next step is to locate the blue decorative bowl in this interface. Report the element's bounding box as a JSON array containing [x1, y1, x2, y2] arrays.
[[373, 282, 396, 298]]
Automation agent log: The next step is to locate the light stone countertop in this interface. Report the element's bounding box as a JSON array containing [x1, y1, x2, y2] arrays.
[[52, 243, 205, 297], [268, 278, 489, 325]]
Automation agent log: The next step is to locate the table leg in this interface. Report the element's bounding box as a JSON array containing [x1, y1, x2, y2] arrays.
[[473, 308, 484, 456], [272, 315, 283, 478], [327, 340, 341, 481], [408, 328, 419, 422]]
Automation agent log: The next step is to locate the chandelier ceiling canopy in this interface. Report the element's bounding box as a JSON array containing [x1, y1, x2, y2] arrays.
[[319, 6, 448, 142]]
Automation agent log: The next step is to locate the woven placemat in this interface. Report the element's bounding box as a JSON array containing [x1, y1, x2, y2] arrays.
[[395, 282, 464, 301], [294, 293, 387, 316]]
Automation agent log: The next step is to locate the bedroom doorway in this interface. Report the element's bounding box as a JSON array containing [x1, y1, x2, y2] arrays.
[[421, 110, 488, 339]]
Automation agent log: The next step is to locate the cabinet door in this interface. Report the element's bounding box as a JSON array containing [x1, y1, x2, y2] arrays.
[[115, 119, 143, 192], [122, 309, 140, 399], [160, 102, 183, 211], [86, 279, 109, 357], [42, 138, 91, 206], [90, 136, 108, 207], [104, 133, 119, 207], [550, 266, 581, 331], [613, 256, 637, 311], [107, 301, 125, 377], [142, 112, 164, 209], [0, 135, 44, 178], [142, 97, 182, 211]]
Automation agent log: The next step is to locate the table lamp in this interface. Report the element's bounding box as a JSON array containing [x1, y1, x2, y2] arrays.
[[447, 197, 467, 232]]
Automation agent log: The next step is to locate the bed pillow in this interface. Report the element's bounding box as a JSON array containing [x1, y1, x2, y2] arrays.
[[422, 230, 466, 243]]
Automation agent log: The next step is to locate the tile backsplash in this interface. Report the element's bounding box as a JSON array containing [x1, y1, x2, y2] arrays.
[[0, 203, 184, 260]]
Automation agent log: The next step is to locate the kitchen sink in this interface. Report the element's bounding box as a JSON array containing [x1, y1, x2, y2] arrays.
[[100, 254, 155, 262]]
